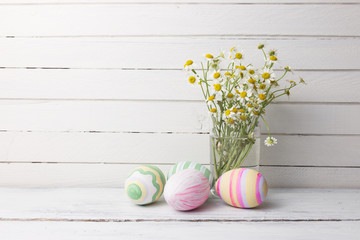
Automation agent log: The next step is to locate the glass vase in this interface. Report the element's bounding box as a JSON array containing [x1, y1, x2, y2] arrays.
[[209, 122, 260, 197]]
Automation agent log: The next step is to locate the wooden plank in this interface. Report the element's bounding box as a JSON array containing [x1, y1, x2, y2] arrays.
[[261, 135, 360, 167], [0, 188, 359, 220], [0, 221, 358, 240], [0, 69, 358, 103], [0, 100, 358, 134], [0, 132, 209, 164], [0, 132, 358, 167], [0, 38, 359, 70], [0, 163, 359, 187], [0, 5, 359, 36], [261, 166, 360, 188]]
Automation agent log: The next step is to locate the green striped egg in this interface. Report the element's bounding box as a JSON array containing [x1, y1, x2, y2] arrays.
[[125, 165, 166, 205], [167, 161, 214, 187]]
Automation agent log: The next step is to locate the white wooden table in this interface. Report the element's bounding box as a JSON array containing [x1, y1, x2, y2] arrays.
[[0, 188, 359, 239]]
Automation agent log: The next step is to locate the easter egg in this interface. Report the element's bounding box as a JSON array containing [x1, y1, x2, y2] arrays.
[[216, 168, 268, 208], [124, 165, 166, 205], [164, 169, 210, 211], [167, 161, 214, 187]]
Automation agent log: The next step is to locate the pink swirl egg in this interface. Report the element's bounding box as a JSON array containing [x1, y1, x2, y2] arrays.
[[164, 169, 210, 211]]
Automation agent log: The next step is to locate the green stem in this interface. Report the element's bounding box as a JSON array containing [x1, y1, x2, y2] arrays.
[[261, 115, 271, 138]]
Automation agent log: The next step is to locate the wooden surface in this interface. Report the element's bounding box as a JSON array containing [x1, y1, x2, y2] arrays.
[[0, 188, 359, 239], [0, 0, 359, 187]]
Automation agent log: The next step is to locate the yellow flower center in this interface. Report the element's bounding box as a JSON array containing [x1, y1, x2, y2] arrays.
[[240, 115, 247, 121], [214, 84, 221, 91], [262, 72, 270, 79], [208, 96, 215, 101], [205, 54, 214, 59], [213, 72, 220, 79], [232, 107, 238, 113], [259, 84, 266, 89], [227, 118, 234, 124], [249, 69, 255, 75], [188, 76, 196, 84], [270, 56, 277, 61], [224, 72, 231, 76], [259, 93, 266, 100], [240, 65, 246, 70], [240, 72, 244, 79], [248, 78, 256, 84], [240, 91, 247, 98], [239, 109, 245, 113], [252, 110, 259, 115], [235, 53, 243, 59], [210, 108, 217, 113], [247, 103, 253, 108], [184, 60, 193, 68], [225, 110, 231, 116], [227, 93, 234, 98], [235, 89, 240, 94]]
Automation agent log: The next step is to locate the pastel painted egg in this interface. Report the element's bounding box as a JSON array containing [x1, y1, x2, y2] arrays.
[[124, 165, 166, 205], [167, 161, 214, 187], [164, 169, 210, 211], [216, 168, 268, 208]]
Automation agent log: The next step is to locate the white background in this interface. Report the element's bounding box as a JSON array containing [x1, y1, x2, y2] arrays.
[[0, 0, 359, 188]]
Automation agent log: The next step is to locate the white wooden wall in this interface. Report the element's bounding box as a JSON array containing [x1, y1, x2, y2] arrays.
[[0, 0, 359, 188]]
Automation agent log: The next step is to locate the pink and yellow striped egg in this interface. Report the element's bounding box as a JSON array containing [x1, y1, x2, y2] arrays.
[[216, 168, 268, 208]]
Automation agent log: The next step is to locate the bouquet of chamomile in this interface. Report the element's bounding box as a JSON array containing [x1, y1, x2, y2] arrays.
[[184, 44, 305, 179]]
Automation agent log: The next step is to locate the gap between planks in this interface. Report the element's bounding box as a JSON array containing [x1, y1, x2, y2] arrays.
[[1, 67, 360, 71], [0, 98, 358, 105], [0, 218, 359, 223], [1, 34, 360, 39], [0, 129, 360, 137], [0, 162, 360, 169], [1, 2, 360, 6]]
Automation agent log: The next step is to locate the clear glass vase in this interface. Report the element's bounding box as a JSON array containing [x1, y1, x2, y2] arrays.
[[209, 123, 260, 197]]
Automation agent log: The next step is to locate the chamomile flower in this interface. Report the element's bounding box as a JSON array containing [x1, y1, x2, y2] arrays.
[[226, 91, 236, 100], [246, 101, 255, 111], [237, 87, 253, 103], [209, 108, 217, 115], [224, 109, 236, 119], [226, 46, 244, 62], [226, 118, 235, 125], [251, 109, 260, 117], [234, 65, 245, 75], [257, 93, 267, 102], [239, 114, 247, 122], [265, 50, 278, 65], [264, 136, 278, 147], [245, 75, 260, 89], [247, 66, 256, 76], [207, 95, 216, 102], [209, 70, 222, 80], [258, 82, 269, 92], [184, 59, 194, 71], [260, 68, 276, 83], [186, 71, 198, 85], [205, 53, 214, 59], [213, 84, 222, 92], [225, 46, 237, 59]]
